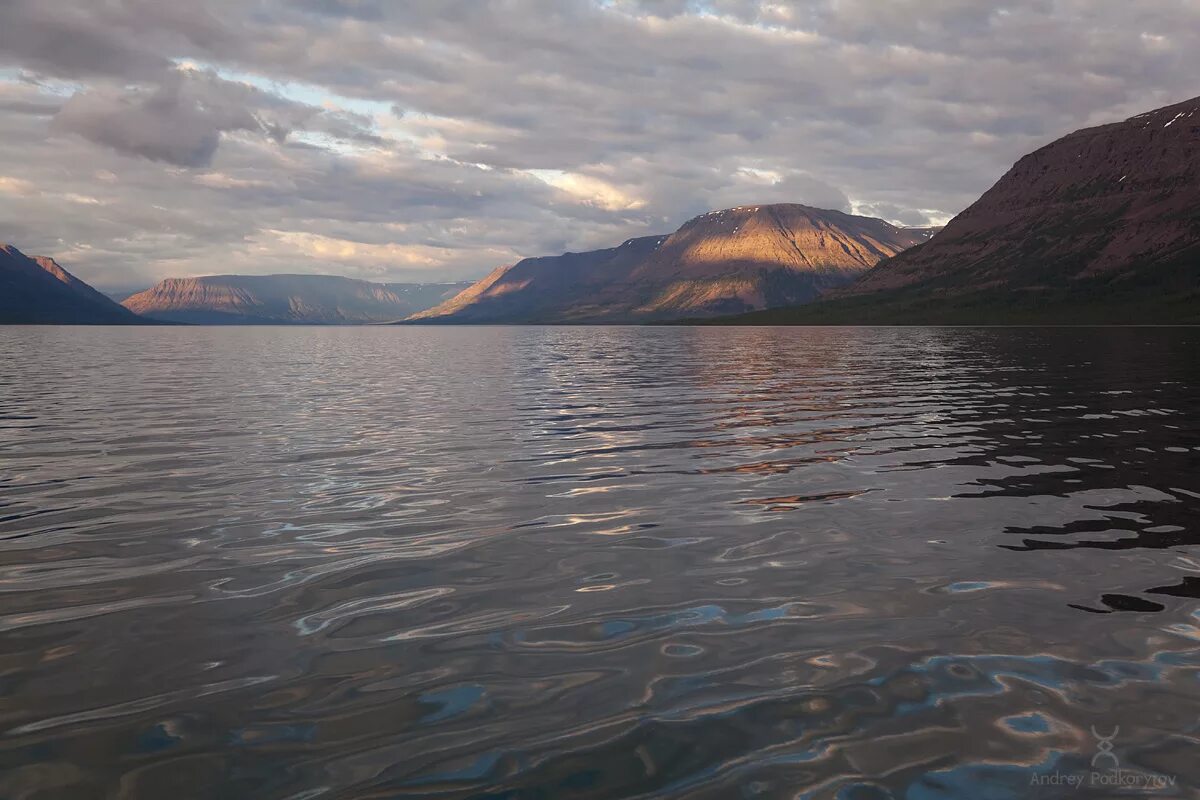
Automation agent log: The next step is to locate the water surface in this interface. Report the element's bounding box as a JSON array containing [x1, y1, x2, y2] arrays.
[[1, 326, 1198, 798]]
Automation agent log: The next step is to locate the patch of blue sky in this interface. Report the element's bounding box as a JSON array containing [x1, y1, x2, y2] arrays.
[[0, 69, 80, 96], [174, 59, 392, 122]]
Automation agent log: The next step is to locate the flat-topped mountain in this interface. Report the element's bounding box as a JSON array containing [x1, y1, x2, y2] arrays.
[[0, 245, 147, 324], [122, 274, 470, 324], [409, 204, 932, 323], [725, 96, 1200, 324]]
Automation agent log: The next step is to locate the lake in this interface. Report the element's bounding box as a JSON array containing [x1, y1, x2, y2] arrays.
[[1, 325, 1197, 799]]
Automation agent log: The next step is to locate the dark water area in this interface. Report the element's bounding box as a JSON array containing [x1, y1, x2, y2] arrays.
[[1, 325, 1198, 799]]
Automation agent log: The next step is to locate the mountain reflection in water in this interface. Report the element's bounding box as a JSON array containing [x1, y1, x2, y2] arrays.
[[0, 325, 1196, 799]]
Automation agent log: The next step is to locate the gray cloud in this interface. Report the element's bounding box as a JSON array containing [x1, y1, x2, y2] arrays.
[[50, 69, 380, 167], [1, 0, 1198, 288], [293, 0, 385, 21], [52, 78, 242, 167], [0, 0, 169, 79]]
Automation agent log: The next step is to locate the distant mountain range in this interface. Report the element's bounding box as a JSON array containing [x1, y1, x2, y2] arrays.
[[409, 205, 936, 323], [122, 275, 470, 324], [5, 97, 1196, 327], [1, 244, 147, 324], [0, 253, 470, 325], [718, 96, 1200, 324]]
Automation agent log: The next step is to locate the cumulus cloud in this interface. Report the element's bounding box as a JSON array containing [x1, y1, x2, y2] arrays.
[[1, 0, 1198, 288]]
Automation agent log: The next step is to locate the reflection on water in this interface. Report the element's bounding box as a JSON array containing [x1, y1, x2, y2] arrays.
[[0, 325, 1197, 799]]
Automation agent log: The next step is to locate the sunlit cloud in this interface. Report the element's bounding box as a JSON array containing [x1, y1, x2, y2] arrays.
[[192, 172, 273, 190], [260, 230, 473, 270], [529, 170, 646, 212], [0, 176, 37, 195]]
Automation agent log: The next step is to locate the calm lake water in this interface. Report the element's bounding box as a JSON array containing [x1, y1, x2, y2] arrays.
[[1, 326, 1198, 799]]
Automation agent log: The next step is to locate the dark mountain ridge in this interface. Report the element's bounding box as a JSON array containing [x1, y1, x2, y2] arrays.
[[0, 245, 148, 324], [716, 96, 1200, 325]]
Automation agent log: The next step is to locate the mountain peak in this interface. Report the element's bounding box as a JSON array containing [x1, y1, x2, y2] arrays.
[[633, 203, 930, 282], [409, 203, 930, 323], [678, 203, 853, 231], [0, 246, 145, 324]]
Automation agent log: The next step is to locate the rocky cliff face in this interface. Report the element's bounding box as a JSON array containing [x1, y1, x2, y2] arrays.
[[848, 96, 1200, 302], [123, 274, 469, 324], [410, 204, 930, 323], [0, 245, 146, 324]]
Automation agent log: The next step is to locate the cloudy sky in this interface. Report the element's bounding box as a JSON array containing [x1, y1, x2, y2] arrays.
[[0, 1, 1196, 290]]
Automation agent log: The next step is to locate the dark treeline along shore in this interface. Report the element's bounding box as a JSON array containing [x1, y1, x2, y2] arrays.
[[2, 96, 1197, 326]]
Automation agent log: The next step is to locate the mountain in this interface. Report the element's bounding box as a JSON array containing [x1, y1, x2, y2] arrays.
[[103, 286, 152, 304], [408, 204, 932, 323], [122, 274, 471, 324], [0, 245, 147, 324], [408, 235, 668, 323], [719, 96, 1200, 325]]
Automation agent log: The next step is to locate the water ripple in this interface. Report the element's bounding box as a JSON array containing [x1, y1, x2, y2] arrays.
[[0, 325, 1197, 798]]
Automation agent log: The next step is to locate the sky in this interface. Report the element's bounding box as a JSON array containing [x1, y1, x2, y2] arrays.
[[0, 1, 1197, 290]]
